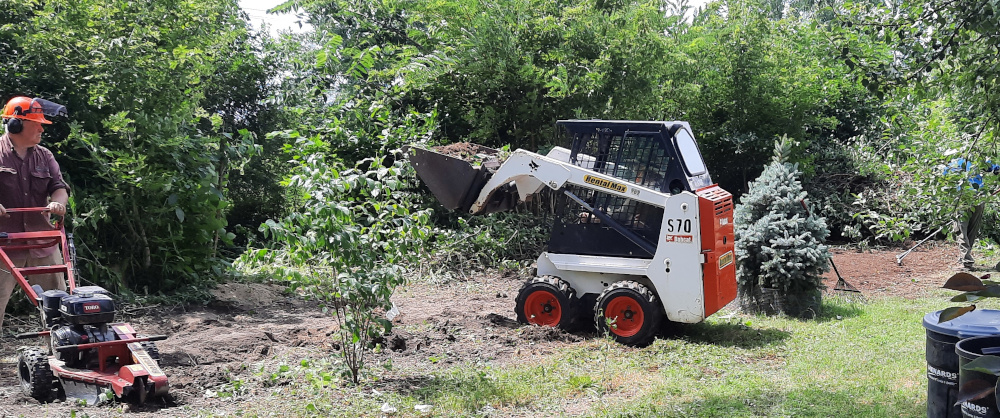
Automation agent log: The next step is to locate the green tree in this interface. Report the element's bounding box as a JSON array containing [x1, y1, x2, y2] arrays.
[[833, 0, 1000, 242], [240, 143, 432, 384], [276, 0, 680, 152], [670, 0, 878, 196], [735, 136, 831, 318]]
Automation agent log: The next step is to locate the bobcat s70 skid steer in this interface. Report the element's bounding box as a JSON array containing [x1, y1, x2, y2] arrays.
[[409, 120, 735, 345]]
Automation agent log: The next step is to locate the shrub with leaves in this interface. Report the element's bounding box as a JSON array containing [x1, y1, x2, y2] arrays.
[[428, 210, 550, 274], [238, 138, 431, 384], [735, 136, 831, 318]]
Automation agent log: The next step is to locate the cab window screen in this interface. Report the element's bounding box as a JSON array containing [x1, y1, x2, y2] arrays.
[[675, 129, 706, 175], [569, 132, 668, 190]]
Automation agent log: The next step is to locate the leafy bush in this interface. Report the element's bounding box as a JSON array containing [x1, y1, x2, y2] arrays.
[[427, 210, 550, 274], [845, 98, 997, 244], [238, 141, 431, 384], [735, 137, 831, 318]]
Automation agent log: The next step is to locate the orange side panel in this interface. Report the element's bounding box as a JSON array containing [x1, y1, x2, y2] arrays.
[[696, 185, 736, 317]]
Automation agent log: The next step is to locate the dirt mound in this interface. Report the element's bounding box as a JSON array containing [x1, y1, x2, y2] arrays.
[[519, 324, 583, 342], [209, 282, 290, 311], [432, 142, 497, 160]]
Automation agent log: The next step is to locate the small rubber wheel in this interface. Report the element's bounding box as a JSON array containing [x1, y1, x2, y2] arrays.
[[514, 276, 577, 329], [595, 281, 662, 346], [18, 347, 54, 402]]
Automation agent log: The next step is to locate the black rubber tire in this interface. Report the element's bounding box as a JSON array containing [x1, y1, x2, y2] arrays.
[[514, 276, 577, 330], [18, 347, 54, 402], [594, 281, 662, 346]]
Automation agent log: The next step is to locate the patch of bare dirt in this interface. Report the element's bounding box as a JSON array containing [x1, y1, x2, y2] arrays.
[[0, 283, 336, 416], [378, 272, 580, 374], [0, 241, 980, 415], [820, 241, 972, 298]]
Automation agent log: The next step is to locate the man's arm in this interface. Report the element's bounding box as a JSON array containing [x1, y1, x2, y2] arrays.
[[42, 146, 69, 217], [47, 188, 68, 216]]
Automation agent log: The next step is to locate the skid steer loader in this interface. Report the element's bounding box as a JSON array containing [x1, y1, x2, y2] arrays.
[[409, 120, 736, 345]]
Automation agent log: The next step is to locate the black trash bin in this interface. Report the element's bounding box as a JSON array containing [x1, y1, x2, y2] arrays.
[[924, 309, 1000, 418], [956, 335, 1000, 418]]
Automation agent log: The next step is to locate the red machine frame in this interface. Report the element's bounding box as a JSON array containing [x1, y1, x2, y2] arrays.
[[4, 207, 168, 403]]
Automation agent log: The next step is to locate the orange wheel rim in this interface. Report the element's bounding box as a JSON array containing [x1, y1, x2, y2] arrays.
[[605, 296, 644, 337], [524, 290, 562, 326]]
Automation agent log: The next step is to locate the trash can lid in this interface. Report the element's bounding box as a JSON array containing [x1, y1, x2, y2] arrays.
[[924, 309, 1000, 339]]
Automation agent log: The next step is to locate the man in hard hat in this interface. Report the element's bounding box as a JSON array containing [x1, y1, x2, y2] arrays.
[[0, 96, 70, 332]]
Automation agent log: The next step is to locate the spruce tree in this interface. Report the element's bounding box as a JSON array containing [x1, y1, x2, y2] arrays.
[[735, 136, 831, 318]]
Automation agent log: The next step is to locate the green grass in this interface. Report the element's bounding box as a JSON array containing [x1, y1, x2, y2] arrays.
[[241, 295, 970, 417]]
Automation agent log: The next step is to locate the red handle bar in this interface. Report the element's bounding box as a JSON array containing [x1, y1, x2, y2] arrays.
[[2, 206, 65, 230], [4, 207, 53, 213]]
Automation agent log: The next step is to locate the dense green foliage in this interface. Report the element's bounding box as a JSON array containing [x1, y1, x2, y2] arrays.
[[279, 0, 874, 194], [267, 0, 1000, 247], [2, 0, 980, 297], [0, 0, 273, 294], [0, 0, 988, 289], [832, 0, 1000, 241]]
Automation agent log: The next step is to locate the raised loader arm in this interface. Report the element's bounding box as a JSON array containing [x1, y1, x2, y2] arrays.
[[468, 148, 670, 215]]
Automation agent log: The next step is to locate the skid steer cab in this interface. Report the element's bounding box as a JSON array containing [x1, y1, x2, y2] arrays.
[[409, 120, 736, 345]]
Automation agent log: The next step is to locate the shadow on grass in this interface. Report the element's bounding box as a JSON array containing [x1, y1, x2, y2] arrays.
[[672, 320, 791, 349], [812, 298, 866, 322], [670, 298, 865, 348]]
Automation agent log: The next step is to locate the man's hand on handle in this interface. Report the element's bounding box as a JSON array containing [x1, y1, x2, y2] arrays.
[[46, 201, 66, 216], [0, 203, 67, 217]]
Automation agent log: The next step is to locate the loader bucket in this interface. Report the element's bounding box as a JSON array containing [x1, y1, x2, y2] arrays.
[[407, 145, 499, 213]]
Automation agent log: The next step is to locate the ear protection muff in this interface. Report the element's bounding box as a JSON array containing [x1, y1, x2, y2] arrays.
[[3, 97, 56, 134], [6, 106, 23, 134]]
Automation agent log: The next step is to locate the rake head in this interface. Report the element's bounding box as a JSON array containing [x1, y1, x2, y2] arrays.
[[834, 277, 862, 293]]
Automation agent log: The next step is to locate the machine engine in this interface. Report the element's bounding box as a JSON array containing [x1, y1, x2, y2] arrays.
[[41, 286, 118, 368]]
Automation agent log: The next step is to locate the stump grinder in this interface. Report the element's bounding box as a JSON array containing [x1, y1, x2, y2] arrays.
[[409, 120, 737, 345], [4, 207, 168, 405]]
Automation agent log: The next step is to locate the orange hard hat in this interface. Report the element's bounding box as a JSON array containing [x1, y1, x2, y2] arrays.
[[2, 96, 52, 125]]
